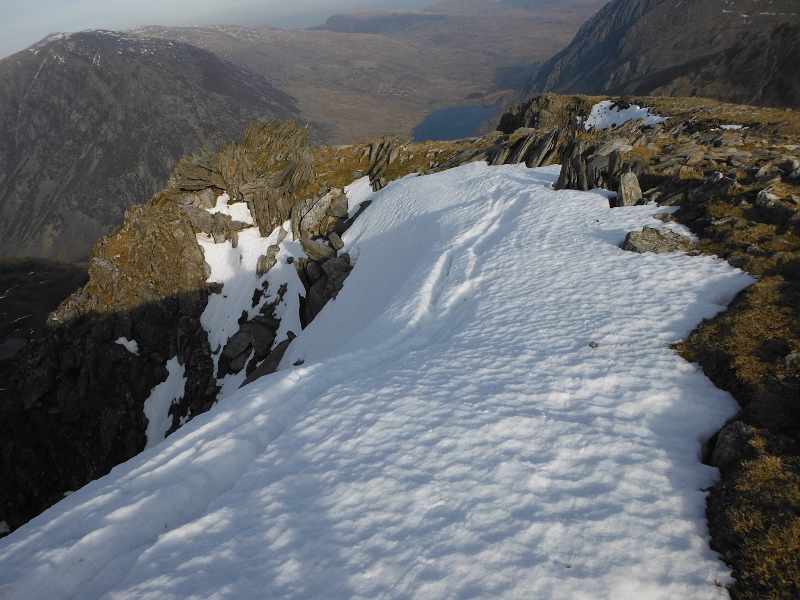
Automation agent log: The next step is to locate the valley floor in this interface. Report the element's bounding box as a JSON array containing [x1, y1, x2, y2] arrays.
[[0, 163, 752, 598]]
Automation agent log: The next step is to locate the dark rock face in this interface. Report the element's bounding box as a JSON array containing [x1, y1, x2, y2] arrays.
[[0, 258, 88, 361], [0, 31, 299, 262], [526, 0, 800, 108], [0, 200, 219, 531]]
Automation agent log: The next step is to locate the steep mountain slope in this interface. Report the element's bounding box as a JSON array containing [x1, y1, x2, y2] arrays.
[[0, 31, 299, 262], [656, 22, 800, 108], [0, 258, 88, 362], [133, 1, 600, 145], [527, 0, 800, 107], [2, 94, 800, 595]]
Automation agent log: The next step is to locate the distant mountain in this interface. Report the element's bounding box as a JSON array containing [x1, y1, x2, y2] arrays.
[[501, 0, 610, 10], [0, 31, 299, 261], [135, 0, 602, 145], [310, 11, 447, 34], [526, 0, 800, 108]]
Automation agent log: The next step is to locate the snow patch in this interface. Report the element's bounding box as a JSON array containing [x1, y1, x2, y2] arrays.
[[344, 176, 374, 216], [584, 100, 668, 130], [143, 357, 185, 449], [206, 192, 254, 225], [114, 337, 139, 355]]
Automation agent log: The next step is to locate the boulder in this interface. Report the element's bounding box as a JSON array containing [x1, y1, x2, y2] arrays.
[[328, 231, 345, 251], [710, 421, 757, 472], [257, 244, 281, 277], [305, 260, 325, 284], [614, 171, 643, 207], [299, 237, 336, 263], [622, 226, 696, 253], [291, 188, 347, 239]]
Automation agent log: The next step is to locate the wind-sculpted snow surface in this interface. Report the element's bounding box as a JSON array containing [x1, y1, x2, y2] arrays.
[[0, 163, 752, 599]]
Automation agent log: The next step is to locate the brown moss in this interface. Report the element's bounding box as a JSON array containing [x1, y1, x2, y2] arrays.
[[709, 440, 800, 600]]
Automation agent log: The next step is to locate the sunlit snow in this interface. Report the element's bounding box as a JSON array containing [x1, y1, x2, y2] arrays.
[[584, 100, 668, 130], [206, 192, 254, 225], [0, 163, 751, 599], [197, 225, 304, 397]]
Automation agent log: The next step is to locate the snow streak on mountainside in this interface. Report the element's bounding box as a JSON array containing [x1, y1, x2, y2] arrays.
[[0, 163, 752, 599]]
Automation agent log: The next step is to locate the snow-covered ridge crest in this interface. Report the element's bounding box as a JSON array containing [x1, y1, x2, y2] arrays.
[[0, 162, 751, 599]]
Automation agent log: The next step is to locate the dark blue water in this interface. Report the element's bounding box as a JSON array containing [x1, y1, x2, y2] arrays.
[[412, 105, 502, 142]]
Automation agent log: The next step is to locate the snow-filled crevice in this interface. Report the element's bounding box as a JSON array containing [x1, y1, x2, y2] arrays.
[[142, 356, 186, 449], [197, 222, 304, 399]]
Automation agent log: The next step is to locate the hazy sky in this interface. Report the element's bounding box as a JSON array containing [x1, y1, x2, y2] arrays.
[[0, 0, 433, 59]]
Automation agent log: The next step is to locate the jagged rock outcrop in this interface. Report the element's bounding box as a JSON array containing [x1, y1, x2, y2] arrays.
[[554, 136, 643, 195], [166, 120, 315, 237], [497, 93, 591, 134], [526, 0, 800, 109], [0, 31, 300, 261]]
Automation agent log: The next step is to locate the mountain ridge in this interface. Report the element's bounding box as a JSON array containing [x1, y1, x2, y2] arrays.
[[527, 0, 800, 108], [0, 30, 301, 262]]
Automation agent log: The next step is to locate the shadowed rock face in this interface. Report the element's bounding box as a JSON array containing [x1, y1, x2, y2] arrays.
[[526, 0, 800, 108], [0, 30, 299, 262]]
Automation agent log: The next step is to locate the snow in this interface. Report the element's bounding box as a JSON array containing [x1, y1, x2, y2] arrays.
[[345, 176, 374, 216], [142, 357, 186, 449], [584, 100, 668, 130], [0, 163, 752, 599], [719, 125, 747, 131], [114, 337, 139, 355], [197, 225, 304, 398], [206, 192, 254, 225]]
